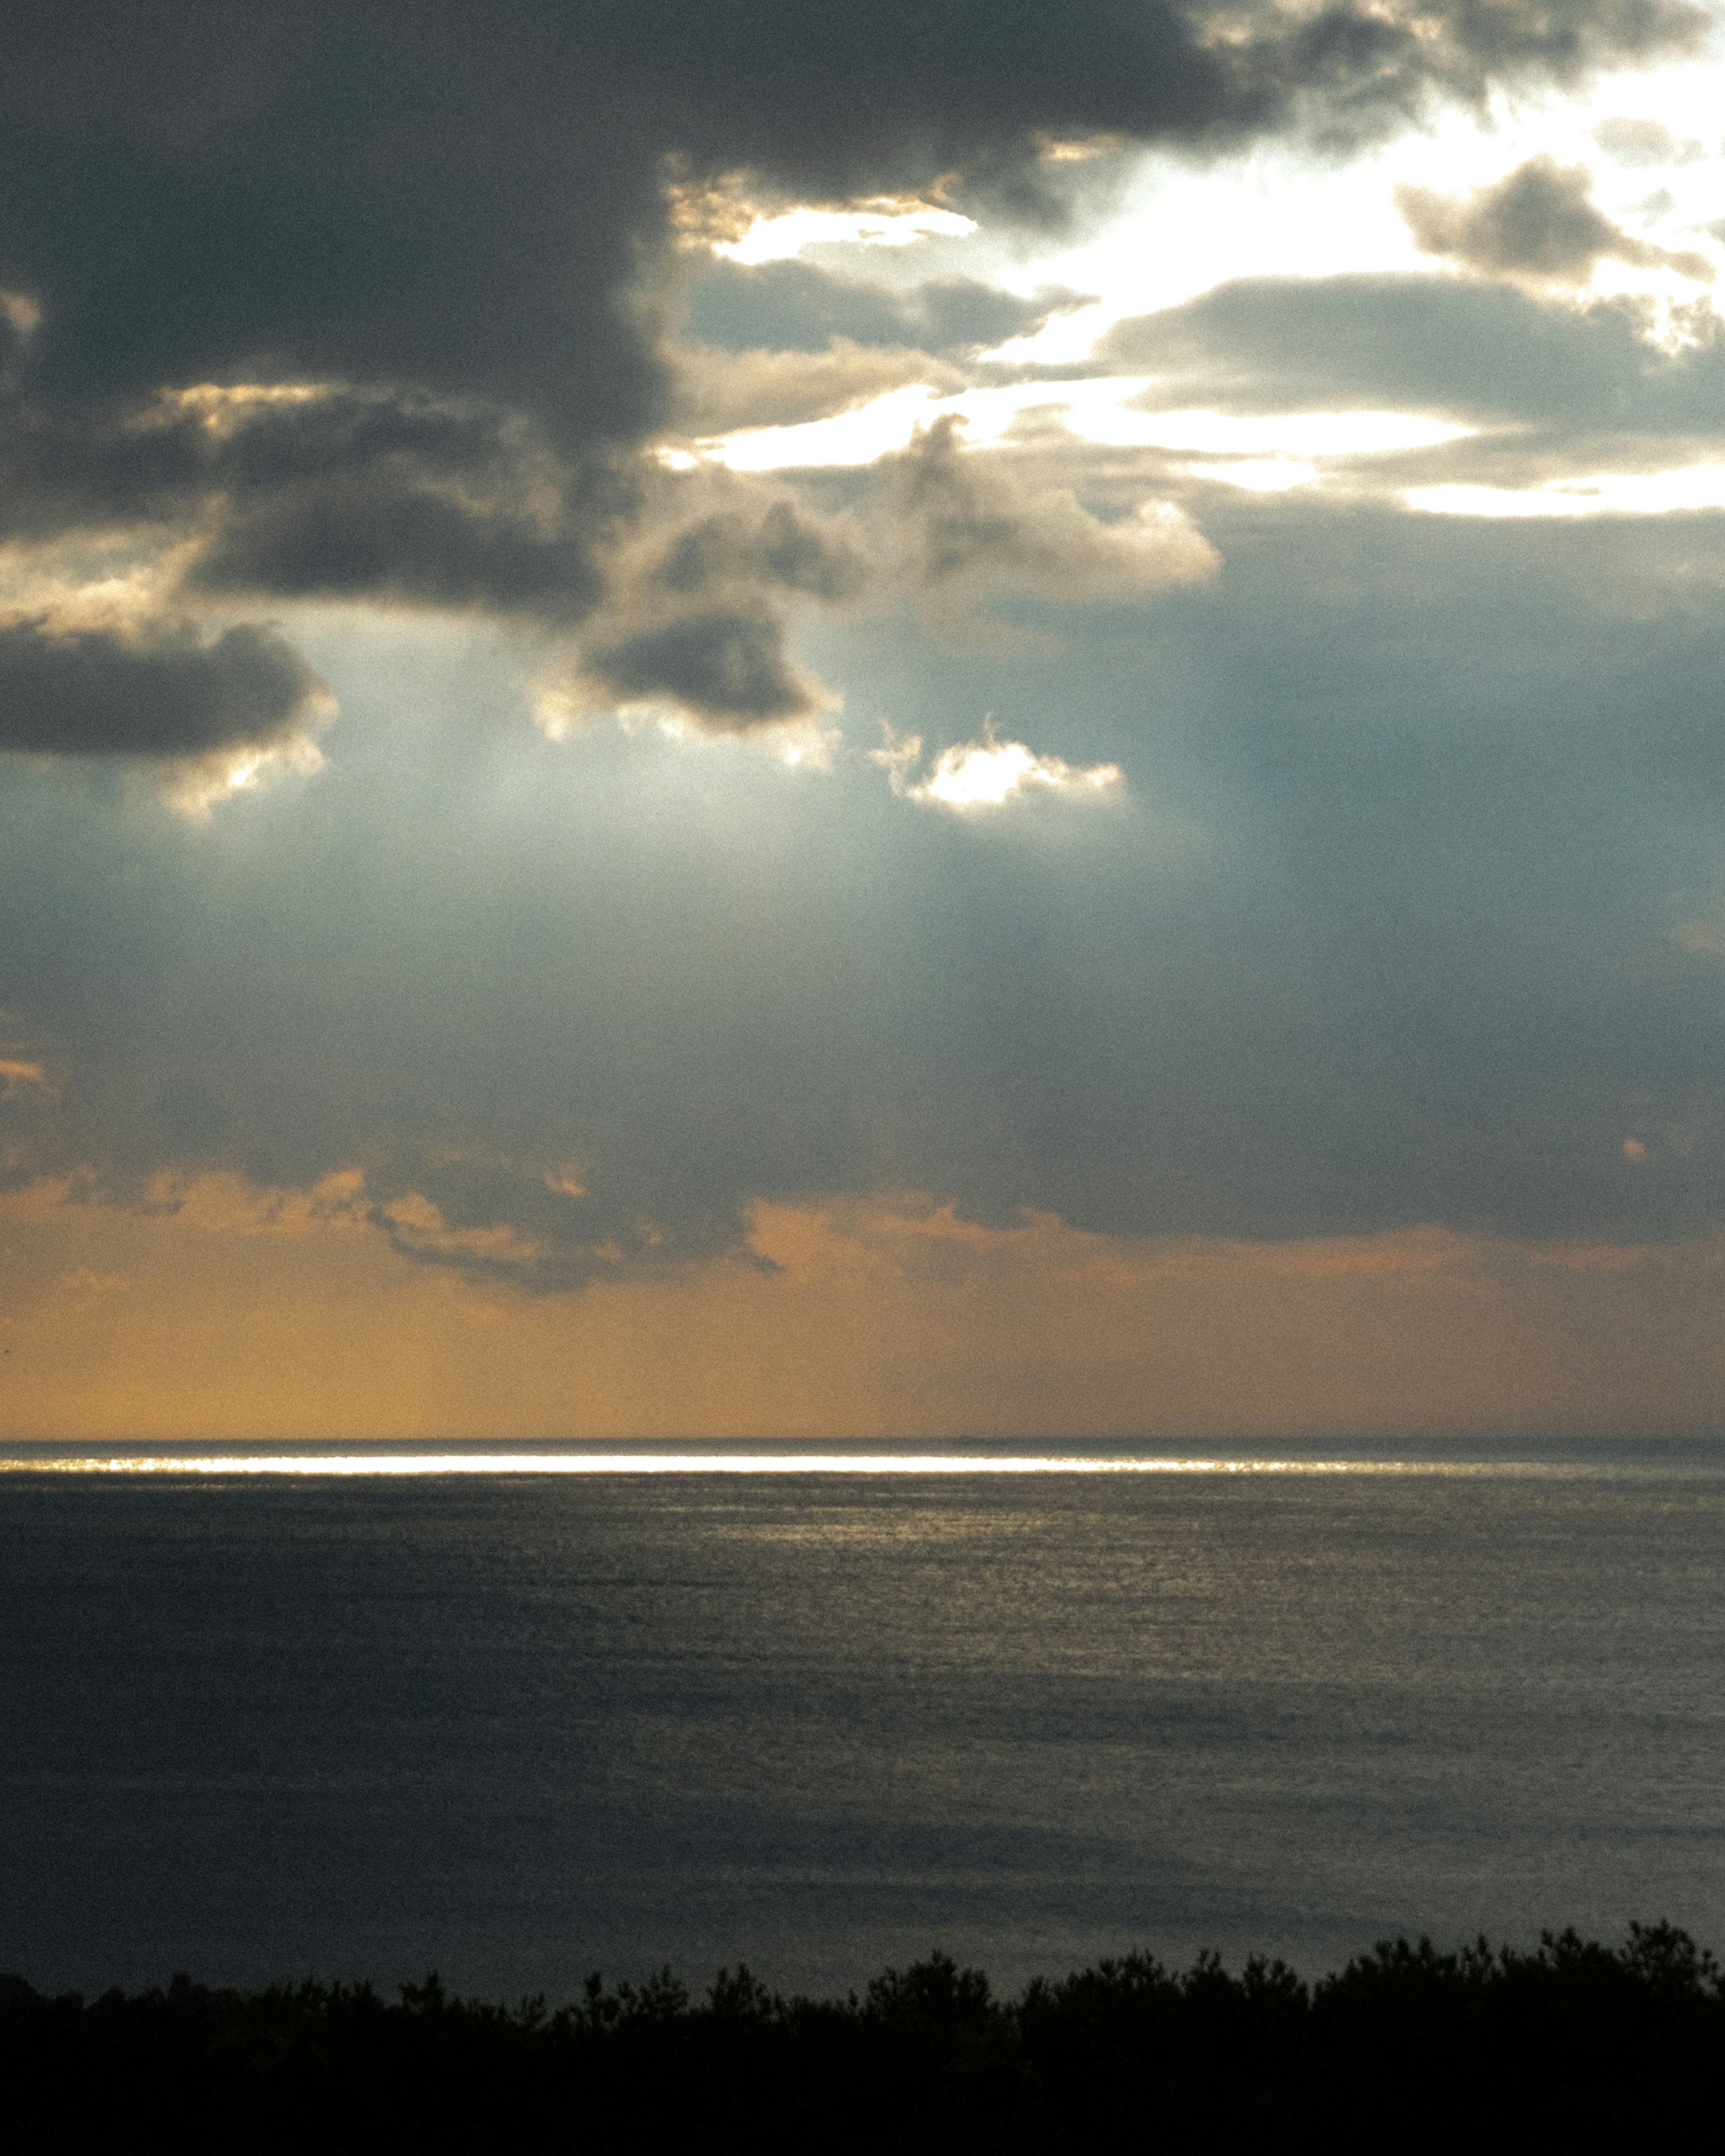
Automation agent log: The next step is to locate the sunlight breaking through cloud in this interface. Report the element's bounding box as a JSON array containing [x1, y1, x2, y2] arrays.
[[871, 723, 1123, 810], [716, 202, 978, 265]]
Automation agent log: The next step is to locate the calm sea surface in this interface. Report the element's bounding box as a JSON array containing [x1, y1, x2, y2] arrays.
[[2, 1445, 1722, 1998]]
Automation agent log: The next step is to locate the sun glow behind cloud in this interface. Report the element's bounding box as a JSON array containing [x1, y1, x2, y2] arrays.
[[1407, 467, 1725, 517], [946, 59, 1725, 345], [716, 202, 978, 265], [1189, 457, 1318, 491]]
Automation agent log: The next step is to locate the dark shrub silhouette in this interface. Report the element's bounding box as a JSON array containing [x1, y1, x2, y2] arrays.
[[2, 1923, 1720, 2151]]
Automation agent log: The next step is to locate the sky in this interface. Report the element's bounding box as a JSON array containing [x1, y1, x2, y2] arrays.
[[5, 0, 1725, 1440]]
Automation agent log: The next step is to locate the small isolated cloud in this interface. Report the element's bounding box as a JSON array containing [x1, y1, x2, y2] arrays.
[[872, 718, 1121, 810], [1396, 155, 1713, 287], [1099, 270, 1725, 448], [1591, 118, 1702, 169]]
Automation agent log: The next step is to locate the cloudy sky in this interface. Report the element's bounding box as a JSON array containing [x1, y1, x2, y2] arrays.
[[4, 0, 1725, 1440]]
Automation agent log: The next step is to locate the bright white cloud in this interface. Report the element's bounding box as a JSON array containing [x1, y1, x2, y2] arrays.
[[716, 202, 977, 265], [1188, 456, 1318, 492], [1407, 465, 1725, 518], [1079, 406, 1473, 456], [871, 722, 1122, 810]]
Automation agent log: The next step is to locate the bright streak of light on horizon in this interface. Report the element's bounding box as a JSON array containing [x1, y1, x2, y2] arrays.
[[0, 1453, 1605, 1476]]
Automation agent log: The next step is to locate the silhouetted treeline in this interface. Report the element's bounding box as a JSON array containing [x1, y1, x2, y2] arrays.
[[4, 1924, 1722, 2151]]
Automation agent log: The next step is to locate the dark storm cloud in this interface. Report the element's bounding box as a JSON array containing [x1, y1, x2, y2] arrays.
[[596, 0, 1701, 199], [0, 618, 327, 758], [0, 10, 656, 440], [0, 0, 1703, 755], [1396, 153, 1712, 282], [684, 261, 1095, 358], [190, 479, 606, 621], [1102, 272, 1725, 429], [0, 386, 543, 536], [0, 381, 623, 621]]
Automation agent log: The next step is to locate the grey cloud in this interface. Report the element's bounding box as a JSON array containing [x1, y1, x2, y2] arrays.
[[0, 617, 329, 758], [654, 502, 867, 605], [1101, 272, 1725, 430], [561, 429, 1216, 728], [1317, 421, 1725, 498], [683, 260, 1095, 358], [1591, 115, 1694, 166], [1395, 154, 1712, 283]]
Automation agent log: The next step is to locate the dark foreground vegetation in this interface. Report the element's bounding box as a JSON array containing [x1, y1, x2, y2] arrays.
[[4, 1925, 1722, 2151]]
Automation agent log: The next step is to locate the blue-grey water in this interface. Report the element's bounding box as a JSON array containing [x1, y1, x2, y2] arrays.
[[3, 1446, 1723, 1999]]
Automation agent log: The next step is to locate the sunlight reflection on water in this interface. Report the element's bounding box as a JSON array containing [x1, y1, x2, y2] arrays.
[[0, 1452, 1617, 1476], [5, 1446, 1723, 1998]]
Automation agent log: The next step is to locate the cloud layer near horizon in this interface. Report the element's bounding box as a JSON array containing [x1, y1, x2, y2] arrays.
[[6, 1174, 1724, 1441]]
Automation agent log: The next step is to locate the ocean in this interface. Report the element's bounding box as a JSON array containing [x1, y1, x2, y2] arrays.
[[3, 1443, 1722, 2000]]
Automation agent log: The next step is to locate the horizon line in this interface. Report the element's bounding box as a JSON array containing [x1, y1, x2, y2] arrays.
[[0, 1451, 1661, 1477]]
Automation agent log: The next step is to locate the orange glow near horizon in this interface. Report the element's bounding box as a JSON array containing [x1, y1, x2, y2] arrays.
[[0, 1174, 1721, 1443]]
